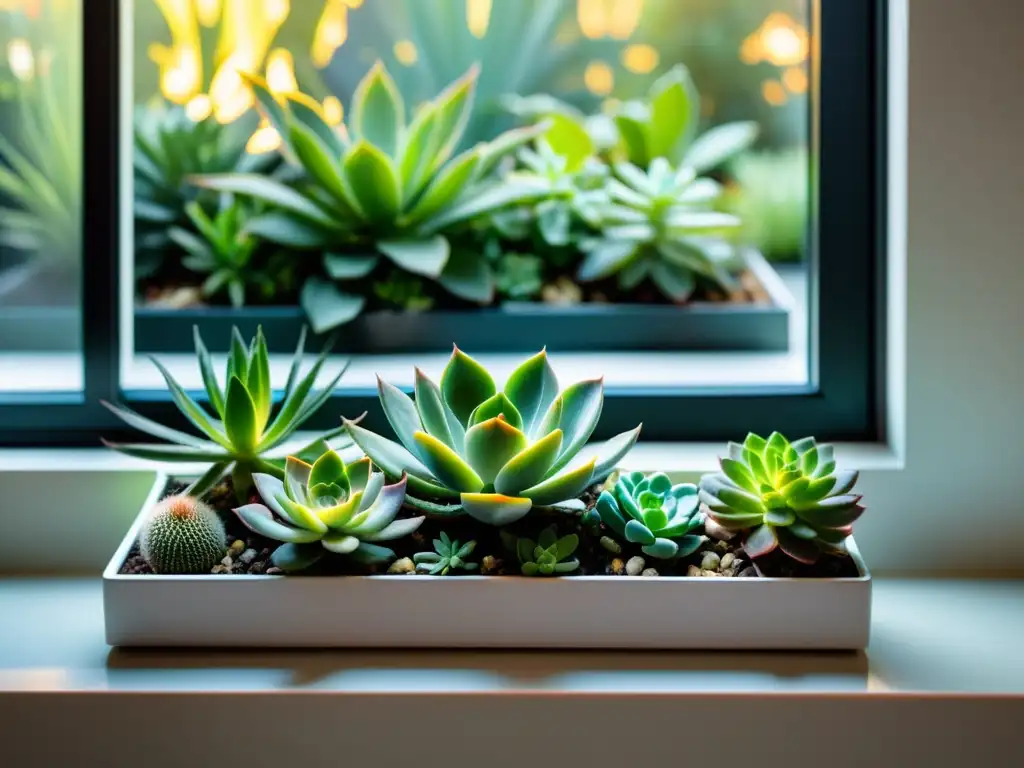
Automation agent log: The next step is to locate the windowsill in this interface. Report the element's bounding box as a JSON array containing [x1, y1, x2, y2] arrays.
[[1, 577, 1020, 694]]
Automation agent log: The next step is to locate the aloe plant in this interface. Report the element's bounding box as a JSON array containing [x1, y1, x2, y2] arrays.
[[235, 448, 419, 571], [501, 525, 580, 576], [578, 158, 742, 301], [344, 348, 642, 526], [102, 326, 350, 499], [169, 200, 275, 308], [194, 62, 549, 333], [699, 433, 864, 564], [595, 472, 703, 559], [134, 105, 274, 278]]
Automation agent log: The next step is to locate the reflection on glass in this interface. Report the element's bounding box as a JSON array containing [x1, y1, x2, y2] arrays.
[[0, 0, 82, 355], [131, 0, 810, 346]]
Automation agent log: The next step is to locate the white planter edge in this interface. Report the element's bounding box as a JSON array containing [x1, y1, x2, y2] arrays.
[[103, 473, 872, 650]]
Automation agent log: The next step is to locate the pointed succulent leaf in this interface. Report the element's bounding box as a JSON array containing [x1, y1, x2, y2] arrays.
[[377, 377, 425, 458], [377, 236, 450, 278], [683, 121, 759, 174], [350, 61, 404, 156], [504, 349, 559, 438], [464, 417, 528, 484], [283, 91, 347, 156], [345, 475, 410, 534], [588, 425, 643, 481], [520, 457, 596, 506], [461, 493, 532, 526], [419, 178, 546, 233], [234, 504, 323, 543], [414, 368, 463, 450], [468, 392, 523, 431], [344, 141, 402, 222], [100, 400, 210, 448], [99, 441, 228, 463], [400, 104, 441, 197], [647, 64, 696, 160], [413, 431, 484, 493], [776, 527, 821, 564], [546, 379, 603, 473], [284, 457, 313, 505], [148, 357, 230, 449], [317, 493, 364, 530], [344, 419, 457, 498], [614, 114, 650, 167], [361, 515, 424, 542], [577, 241, 638, 281], [309, 449, 347, 491], [427, 65, 477, 172], [555, 533, 579, 561], [440, 347, 496, 425], [493, 429, 563, 496], [402, 148, 480, 226], [764, 508, 796, 527], [192, 327, 225, 417], [831, 469, 860, 496], [191, 174, 339, 229]]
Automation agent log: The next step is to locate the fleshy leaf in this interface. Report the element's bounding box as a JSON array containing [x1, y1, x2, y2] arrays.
[[547, 379, 604, 473], [493, 429, 563, 496], [520, 457, 596, 506], [504, 349, 559, 438], [464, 417, 528, 484], [468, 392, 523, 431], [440, 347, 496, 425], [234, 504, 322, 544], [624, 519, 656, 545], [413, 431, 484, 493], [377, 377, 425, 458], [344, 419, 457, 498], [461, 493, 532, 526], [378, 236, 450, 279], [350, 61, 404, 156], [223, 376, 259, 454]]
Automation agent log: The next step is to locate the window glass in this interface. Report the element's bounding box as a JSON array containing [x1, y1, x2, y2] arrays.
[[127, 0, 811, 394], [0, 0, 82, 393]]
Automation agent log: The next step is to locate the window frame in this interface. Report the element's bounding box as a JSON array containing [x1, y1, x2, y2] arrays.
[[0, 0, 888, 447]]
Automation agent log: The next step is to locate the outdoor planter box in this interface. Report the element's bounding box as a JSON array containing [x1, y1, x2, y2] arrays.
[[103, 474, 872, 650], [134, 251, 792, 354]]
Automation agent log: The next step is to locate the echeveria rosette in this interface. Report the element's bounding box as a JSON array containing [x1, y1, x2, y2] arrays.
[[235, 448, 419, 571], [103, 326, 350, 500], [502, 525, 580, 576], [578, 158, 741, 302], [698, 432, 864, 564], [193, 62, 549, 332], [344, 347, 642, 526], [596, 472, 703, 559]]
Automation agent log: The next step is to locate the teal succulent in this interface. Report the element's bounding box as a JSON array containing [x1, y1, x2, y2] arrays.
[[169, 200, 272, 308], [344, 347, 641, 526], [502, 525, 579, 576], [596, 472, 704, 559], [413, 532, 478, 575], [493, 253, 544, 300], [140, 494, 227, 574], [699, 433, 864, 564], [235, 448, 419, 571], [102, 326, 350, 499], [579, 158, 742, 301], [195, 64, 548, 332]]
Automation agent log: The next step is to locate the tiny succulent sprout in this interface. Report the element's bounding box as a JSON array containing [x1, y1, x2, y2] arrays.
[[596, 472, 703, 559], [699, 433, 864, 564], [140, 494, 227, 574], [413, 532, 478, 575], [234, 447, 421, 572], [344, 347, 642, 527], [103, 326, 352, 500], [503, 525, 580, 576]]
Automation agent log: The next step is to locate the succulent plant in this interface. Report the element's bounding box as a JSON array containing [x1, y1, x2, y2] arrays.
[[372, 269, 436, 311], [194, 63, 549, 332], [595, 472, 704, 559], [344, 348, 642, 526], [134, 105, 274, 277], [413, 532, 478, 575], [502, 525, 579, 576], [140, 494, 227, 574], [505, 66, 758, 174], [234, 448, 419, 571], [699, 433, 864, 564], [103, 326, 351, 499], [169, 200, 273, 308], [493, 253, 545, 301], [578, 158, 742, 301]]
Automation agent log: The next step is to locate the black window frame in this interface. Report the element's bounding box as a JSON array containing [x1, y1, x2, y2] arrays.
[[0, 0, 887, 447]]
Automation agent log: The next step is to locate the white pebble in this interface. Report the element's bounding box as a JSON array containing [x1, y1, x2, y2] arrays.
[[220, 555, 233, 567], [641, 568, 659, 577], [387, 557, 415, 575], [720, 553, 735, 570], [687, 565, 702, 577], [625, 556, 646, 576]]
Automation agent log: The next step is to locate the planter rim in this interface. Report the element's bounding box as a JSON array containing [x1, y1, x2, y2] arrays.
[[103, 472, 870, 584]]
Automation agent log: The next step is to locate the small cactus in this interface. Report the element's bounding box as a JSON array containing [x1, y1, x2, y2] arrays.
[[140, 494, 227, 574]]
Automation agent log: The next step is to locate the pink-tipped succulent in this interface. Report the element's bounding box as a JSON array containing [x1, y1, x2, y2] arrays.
[[698, 432, 864, 564], [344, 347, 642, 526]]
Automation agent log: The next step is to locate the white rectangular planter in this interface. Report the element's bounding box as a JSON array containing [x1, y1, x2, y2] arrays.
[[103, 475, 872, 650]]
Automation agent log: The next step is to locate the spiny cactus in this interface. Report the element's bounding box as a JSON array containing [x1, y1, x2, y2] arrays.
[[140, 494, 227, 574]]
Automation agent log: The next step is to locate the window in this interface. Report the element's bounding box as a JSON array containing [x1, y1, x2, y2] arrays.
[[0, 0, 886, 447]]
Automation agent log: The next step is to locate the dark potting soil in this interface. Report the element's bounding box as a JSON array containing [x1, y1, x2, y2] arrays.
[[118, 478, 859, 579]]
